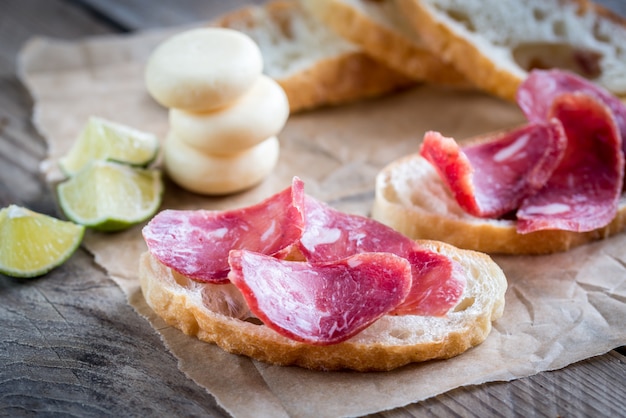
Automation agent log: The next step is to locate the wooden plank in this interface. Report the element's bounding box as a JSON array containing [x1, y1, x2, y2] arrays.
[[597, 0, 626, 15], [0, 251, 231, 417], [0, 0, 111, 208], [72, 0, 267, 30], [391, 350, 626, 417], [0, 1, 232, 416]]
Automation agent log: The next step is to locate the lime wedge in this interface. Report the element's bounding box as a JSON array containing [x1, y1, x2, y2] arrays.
[[57, 160, 163, 232], [59, 116, 159, 176], [0, 205, 85, 278]]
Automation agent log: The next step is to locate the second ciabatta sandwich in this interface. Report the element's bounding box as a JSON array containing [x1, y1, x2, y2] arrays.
[[372, 69, 626, 254], [372, 151, 626, 254]]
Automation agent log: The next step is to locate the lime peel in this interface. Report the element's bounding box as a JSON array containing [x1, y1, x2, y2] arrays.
[[59, 116, 160, 176], [57, 160, 163, 232], [0, 205, 85, 278]]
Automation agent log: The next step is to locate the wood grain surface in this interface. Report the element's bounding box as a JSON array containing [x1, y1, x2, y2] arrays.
[[1, 1, 625, 417]]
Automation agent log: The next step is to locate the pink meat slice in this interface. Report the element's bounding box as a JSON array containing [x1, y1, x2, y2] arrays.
[[420, 122, 567, 218], [228, 249, 412, 345], [297, 196, 465, 316], [517, 69, 626, 155], [142, 178, 306, 283], [517, 92, 624, 233]]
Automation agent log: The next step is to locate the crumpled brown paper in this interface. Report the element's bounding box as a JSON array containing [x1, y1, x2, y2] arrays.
[[17, 27, 626, 418]]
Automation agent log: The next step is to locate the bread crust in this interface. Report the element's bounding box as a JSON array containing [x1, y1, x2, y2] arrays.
[[300, 0, 469, 86], [372, 152, 626, 254], [213, 0, 415, 113], [139, 239, 507, 371], [276, 50, 415, 113], [397, 0, 522, 100], [397, 0, 626, 101]]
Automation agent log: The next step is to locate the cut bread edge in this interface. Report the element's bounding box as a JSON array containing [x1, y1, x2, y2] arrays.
[[372, 152, 626, 255], [212, 0, 415, 113], [299, 0, 470, 86], [139, 239, 507, 372], [397, 0, 626, 102]]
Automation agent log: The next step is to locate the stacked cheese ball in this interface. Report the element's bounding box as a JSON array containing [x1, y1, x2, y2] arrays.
[[145, 28, 289, 195]]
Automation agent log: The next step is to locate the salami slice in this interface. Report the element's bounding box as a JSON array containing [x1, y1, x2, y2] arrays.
[[517, 92, 624, 233], [420, 122, 567, 218], [298, 196, 465, 316], [142, 178, 306, 283], [228, 249, 412, 345], [517, 69, 626, 155]]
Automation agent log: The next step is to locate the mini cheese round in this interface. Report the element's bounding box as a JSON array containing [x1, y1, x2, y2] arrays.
[[164, 133, 279, 195], [145, 28, 263, 112], [169, 75, 289, 155]]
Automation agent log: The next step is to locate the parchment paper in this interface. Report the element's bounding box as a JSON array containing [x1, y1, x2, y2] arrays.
[[17, 28, 626, 418]]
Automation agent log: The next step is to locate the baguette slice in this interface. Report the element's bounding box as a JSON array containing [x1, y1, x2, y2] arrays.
[[212, 0, 415, 113], [372, 152, 626, 254], [139, 239, 507, 372], [299, 0, 469, 86], [397, 0, 626, 101]]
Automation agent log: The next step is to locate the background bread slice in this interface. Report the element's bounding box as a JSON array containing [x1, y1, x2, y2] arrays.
[[372, 152, 626, 254], [299, 0, 469, 86], [397, 0, 626, 101], [139, 239, 507, 372], [212, 0, 415, 113]]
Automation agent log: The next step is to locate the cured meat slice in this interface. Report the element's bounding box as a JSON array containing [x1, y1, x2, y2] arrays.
[[517, 92, 624, 233], [142, 178, 305, 283], [420, 122, 567, 218], [298, 196, 465, 316], [227, 249, 412, 345], [517, 69, 626, 155], [390, 249, 467, 316]]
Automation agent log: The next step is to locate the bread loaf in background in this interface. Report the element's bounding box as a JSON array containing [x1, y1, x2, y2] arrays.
[[397, 0, 626, 101], [208, 0, 625, 112], [299, 0, 469, 86], [212, 0, 415, 113]]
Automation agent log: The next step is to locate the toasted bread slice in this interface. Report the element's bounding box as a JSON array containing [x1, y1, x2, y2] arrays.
[[139, 239, 507, 372], [397, 0, 626, 101], [372, 152, 626, 254], [213, 0, 415, 113], [299, 0, 469, 86]]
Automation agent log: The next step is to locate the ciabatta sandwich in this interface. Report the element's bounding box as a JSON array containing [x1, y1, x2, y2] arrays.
[[139, 178, 507, 371], [373, 69, 626, 254]]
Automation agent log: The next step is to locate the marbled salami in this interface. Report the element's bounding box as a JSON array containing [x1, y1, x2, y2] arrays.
[[517, 92, 624, 233], [298, 196, 465, 316], [420, 122, 567, 218], [142, 178, 306, 283], [517, 69, 626, 155], [228, 249, 412, 345]]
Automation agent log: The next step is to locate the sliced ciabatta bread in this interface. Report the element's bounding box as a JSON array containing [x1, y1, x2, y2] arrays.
[[212, 0, 415, 113], [372, 152, 626, 254], [397, 0, 626, 101], [299, 0, 469, 86], [138, 239, 506, 372]]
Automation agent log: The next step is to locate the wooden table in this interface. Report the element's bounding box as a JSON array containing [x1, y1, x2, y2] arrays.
[[2, 1, 625, 416]]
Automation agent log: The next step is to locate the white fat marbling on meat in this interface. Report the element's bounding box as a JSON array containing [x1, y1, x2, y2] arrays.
[[347, 258, 364, 268], [300, 226, 341, 248], [521, 202, 571, 215], [492, 133, 529, 162], [260, 219, 277, 242], [208, 227, 228, 239]]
